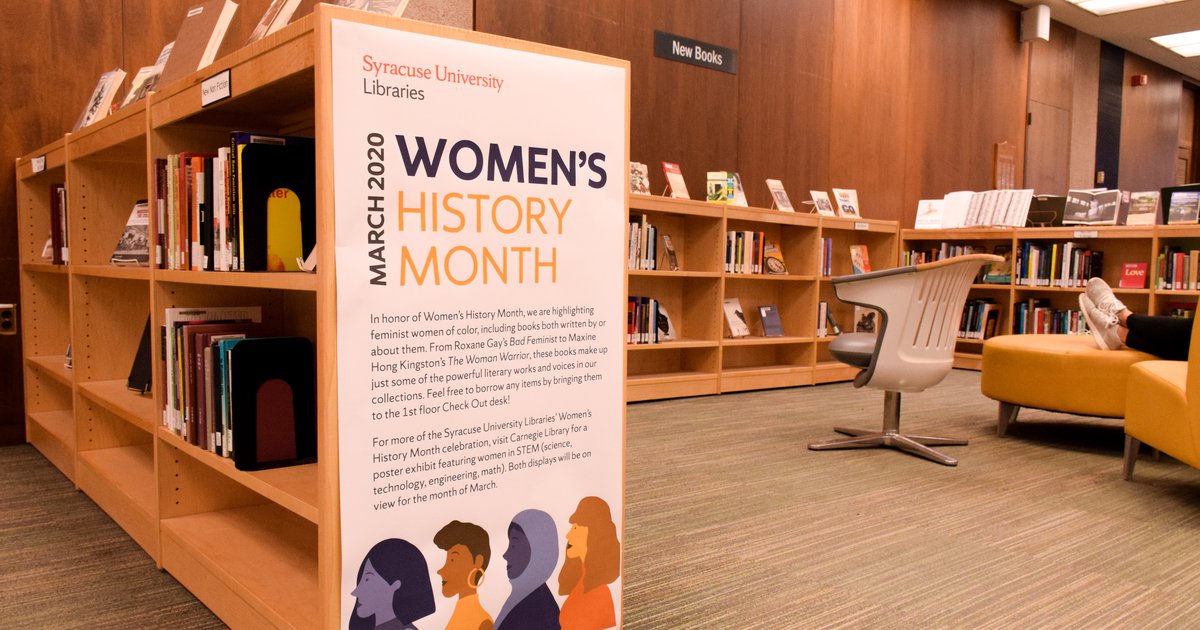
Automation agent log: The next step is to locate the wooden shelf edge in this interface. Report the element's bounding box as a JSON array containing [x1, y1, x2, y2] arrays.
[[154, 269, 319, 291], [158, 429, 319, 524], [72, 264, 152, 281], [77, 380, 156, 433], [27, 355, 74, 387], [21, 262, 69, 275], [161, 504, 318, 629], [27, 412, 76, 481]]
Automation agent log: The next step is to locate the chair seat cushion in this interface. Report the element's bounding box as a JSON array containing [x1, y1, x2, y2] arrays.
[[981, 334, 1157, 418], [830, 332, 876, 369]]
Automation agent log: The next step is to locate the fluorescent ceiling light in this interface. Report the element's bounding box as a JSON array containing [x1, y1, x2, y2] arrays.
[[1152, 29, 1200, 57], [1068, 0, 1185, 15]]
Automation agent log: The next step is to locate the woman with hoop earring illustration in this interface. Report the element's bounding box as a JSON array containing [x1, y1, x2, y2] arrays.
[[434, 520, 493, 630]]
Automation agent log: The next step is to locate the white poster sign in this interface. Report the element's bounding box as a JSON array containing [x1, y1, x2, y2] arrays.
[[332, 19, 627, 630]]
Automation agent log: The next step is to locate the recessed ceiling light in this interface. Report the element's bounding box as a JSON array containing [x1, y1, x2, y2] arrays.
[[1151, 29, 1200, 57], [1067, 0, 1185, 16]]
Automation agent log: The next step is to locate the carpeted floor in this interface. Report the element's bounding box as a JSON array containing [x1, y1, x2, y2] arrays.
[[4, 370, 1200, 628]]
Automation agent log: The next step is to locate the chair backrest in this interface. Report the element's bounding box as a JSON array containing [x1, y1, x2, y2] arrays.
[[834, 254, 1001, 393]]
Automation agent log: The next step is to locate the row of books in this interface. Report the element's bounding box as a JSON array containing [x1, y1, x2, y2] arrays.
[[959, 299, 1001, 340], [903, 245, 1014, 284], [626, 215, 681, 271], [1012, 299, 1088, 335], [162, 305, 316, 470], [156, 132, 315, 272], [1155, 247, 1200, 291], [626, 297, 676, 344], [725, 232, 788, 275], [1014, 241, 1103, 288], [914, 189, 1034, 229]]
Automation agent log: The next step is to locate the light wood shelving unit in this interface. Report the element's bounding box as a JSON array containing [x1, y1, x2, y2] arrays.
[[902, 225, 1200, 369], [627, 197, 899, 400]]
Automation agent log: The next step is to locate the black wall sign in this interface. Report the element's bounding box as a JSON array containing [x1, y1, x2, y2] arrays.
[[653, 31, 738, 75]]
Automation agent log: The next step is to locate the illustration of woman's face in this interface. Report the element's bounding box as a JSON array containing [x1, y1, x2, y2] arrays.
[[351, 558, 401, 621], [436, 543, 476, 598], [564, 523, 589, 560], [503, 524, 531, 580]]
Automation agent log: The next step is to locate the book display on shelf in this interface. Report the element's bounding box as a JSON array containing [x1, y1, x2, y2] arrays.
[[156, 0, 240, 88], [49, 183, 67, 264], [809, 190, 836, 216], [939, 189, 1034, 228], [763, 240, 787, 275], [730, 172, 749, 207], [725, 230, 764, 274], [628, 214, 657, 270], [831, 188, 860, 218], [723, 297, 751, 338], [629, 161, 650, 195], [913, 198, 945, 229], [662, 161, 690, 199], [660, 233, 680, 271], [1121, 262, 1149, 289], [849, 244, 871, 274], [1125, 191, 1160, 226], [247, 0, 312, 43], [72, 68, 126, 131], [1166, 188, 1200, 225], [960, 299, 999, 340], [1063, 188, 1121, 225], [981, 245, 1013, 284], [759, 304, 783, 337], [1155, 247, 1200, 290], [707, 171, 735, 203], [110, 200, 151, 265], [765, 179, 794, 212], [120, 42, 175, 109]]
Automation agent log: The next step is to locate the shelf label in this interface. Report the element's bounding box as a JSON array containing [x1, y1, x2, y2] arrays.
[[854, 221, 869, 231], [1073, 230, 1098, 239], [332, 20, 627, 629], [200, 70, 231, 107], [31, 156, 45, 173]]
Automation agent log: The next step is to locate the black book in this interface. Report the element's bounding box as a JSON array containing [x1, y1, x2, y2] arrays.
[[127, 317, 153, 394], [228, 336, 316, 470]]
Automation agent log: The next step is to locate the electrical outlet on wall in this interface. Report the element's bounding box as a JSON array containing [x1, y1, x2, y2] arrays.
[[0, 303, 16, 335]]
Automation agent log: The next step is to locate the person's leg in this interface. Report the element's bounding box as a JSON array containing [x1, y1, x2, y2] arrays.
[[1124, 314, 1192, 361]]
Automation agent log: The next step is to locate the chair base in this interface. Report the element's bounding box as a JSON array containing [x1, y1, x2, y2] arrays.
[[809, 427, 967, 466], [807, 391, 967, 466]]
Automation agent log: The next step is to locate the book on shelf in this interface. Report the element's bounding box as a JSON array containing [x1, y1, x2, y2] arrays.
[[655, 304, 677, 341], [820, 237, 832, 276], [185, 322, 264, 452], [627, 214, 654, 270], [960, 298, 999, 340], [661, 233, 680, 271], [706, 171, 735, 203], [120, 41, 174, 109], [854, 306, 878, 333], [913, 199, 945, 229], [831, 188, 860, 218], [980, 245, 1012, 284], [127, 317, 153, 394], [1124, 191, 1160, 226], [849, 244, 871, 274], [156, 0, 240, 89], [1155, 247, 1200, 290], [234, 133, 317, 271], [110, 200, 151, 265], [722, 297, 751, 338], [1026, 194, 1066, 227], [809, 190, 836, 217], [725, 230, 764, 274], [627, 296, 672, 343], [1120, 262, 1148, 289], [72, 68, 126, 131], [1063, 188, 1121, 225], [758, 304, 784, 337], [730, 172, 749, 207], [661, 162, 690, 199], [763, 240, 787, 275], [941, 189, 1034, 228], [247, 0, 313, 44], [817, 301, 828, 337], [628, 161, 650, 195], [227, 336, 317, 471], [334, 0, 412, 16], [765, 179, 794, 212], [49, 183, 67, 265], [1166, 189, 1200, 225]]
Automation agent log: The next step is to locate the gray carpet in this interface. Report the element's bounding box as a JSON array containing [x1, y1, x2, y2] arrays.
[[4, 370, 1200, 628]]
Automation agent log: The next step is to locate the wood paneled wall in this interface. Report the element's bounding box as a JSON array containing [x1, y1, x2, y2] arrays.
[[1121, 54, 1183, 192], [477, 0, 1029, 227]]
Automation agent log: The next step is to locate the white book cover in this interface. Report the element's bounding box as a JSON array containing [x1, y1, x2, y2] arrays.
[[723, 297, 751, 338], [831, 188, 860, 218], [914, 199, 945, 229], [941, 191, 975, 228], [809, 190, 836, 216], [1126, 191, 1160, 226], [766, 179, 795, 212], [731, 172, 749, 207]]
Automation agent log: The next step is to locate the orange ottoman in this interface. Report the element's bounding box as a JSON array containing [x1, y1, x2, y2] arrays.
[[981, 334, 1157, 435]]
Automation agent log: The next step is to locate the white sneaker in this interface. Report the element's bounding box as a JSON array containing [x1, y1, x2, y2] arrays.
[[1079, 293, 1123, 350], [1086, 277, 1127, 319]]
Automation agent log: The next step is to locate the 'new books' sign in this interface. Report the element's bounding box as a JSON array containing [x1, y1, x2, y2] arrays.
[[331, 17, 628, 630]]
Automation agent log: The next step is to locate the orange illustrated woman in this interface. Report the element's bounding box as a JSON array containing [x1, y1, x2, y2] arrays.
[[557, 497, 621, 630]]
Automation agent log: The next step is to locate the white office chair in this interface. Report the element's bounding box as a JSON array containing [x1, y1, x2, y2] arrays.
[[808, 253, 1002, 466]]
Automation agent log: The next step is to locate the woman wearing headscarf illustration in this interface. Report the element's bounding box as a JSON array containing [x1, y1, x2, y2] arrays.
[[557, 496, 621, 630], [350, 538, 436, 630], [433, 520, 494, 630], [493, 509, 561, 630]]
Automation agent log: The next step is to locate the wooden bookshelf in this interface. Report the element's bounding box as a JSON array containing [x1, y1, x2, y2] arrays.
[[902, 225, 1200, 368], [627, 196, 899, 400]]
